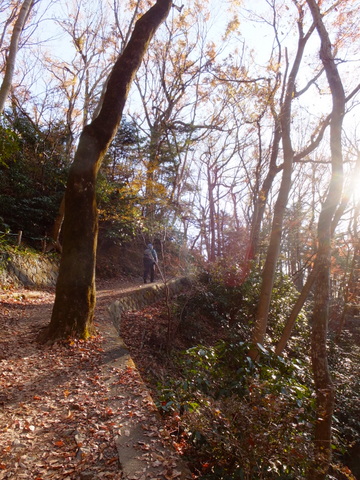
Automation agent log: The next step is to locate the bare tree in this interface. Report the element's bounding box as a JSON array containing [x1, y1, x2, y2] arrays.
[[251, 2, 316, 356], [0, 0, 36, 113], [275, 149, 360, 356], [130, 2, 219, 227]]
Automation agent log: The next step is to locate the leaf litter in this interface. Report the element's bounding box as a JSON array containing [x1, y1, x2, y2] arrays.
[[0, 281, 192, 480]]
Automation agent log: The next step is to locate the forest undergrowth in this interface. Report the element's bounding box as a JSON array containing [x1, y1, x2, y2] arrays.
[[0, 272, 359, 480], [121, 273, 360, 480]]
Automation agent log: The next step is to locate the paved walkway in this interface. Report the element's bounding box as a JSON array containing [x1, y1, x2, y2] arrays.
[[96, 280, 192, 479], [0, 278, 193, 479]]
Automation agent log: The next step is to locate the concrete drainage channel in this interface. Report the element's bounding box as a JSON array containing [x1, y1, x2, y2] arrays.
[[105, 277, 193, 480]]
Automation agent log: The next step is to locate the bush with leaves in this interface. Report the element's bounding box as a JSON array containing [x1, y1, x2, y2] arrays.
[[176, 263, 251, 337], [0, 112, 69, 245], [177, 264, 309, 351], [157, 341, 314, 479], [328, 329, 360, 477], [159, 263, 360, 478]]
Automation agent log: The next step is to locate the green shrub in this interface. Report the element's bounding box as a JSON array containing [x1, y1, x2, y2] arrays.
[[329, 331, 360, 473], [177, 266, 309, 352], [156, 341, 314, 479]]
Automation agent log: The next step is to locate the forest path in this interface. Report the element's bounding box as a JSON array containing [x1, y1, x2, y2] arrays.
[[0, 276, 192, 480]]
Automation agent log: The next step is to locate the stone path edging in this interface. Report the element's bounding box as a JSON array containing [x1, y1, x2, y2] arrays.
[[108, 277, 192, 335], [104, 277, 193, 479]]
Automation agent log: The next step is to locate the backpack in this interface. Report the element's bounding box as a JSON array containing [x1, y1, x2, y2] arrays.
[[144, 248, 153, 260]]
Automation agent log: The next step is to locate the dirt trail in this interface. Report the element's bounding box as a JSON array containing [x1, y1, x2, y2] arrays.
[[0, 277, 191, 480]]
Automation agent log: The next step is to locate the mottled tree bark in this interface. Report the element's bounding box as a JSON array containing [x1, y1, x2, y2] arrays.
[[40, 0, 172, 342], [305, 1, 345, 479]]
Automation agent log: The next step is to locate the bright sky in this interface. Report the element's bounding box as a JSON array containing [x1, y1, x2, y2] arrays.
[[3, 0, 360, 206]]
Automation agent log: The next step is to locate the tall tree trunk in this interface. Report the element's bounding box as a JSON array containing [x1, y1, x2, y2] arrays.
[[246, 117, 281, 263], [40, 0, 172, 342], [49, 195, 65, 252], [208, 173, 216, 262], [305, 1, 345, 478], [251, 7, 314, 356], [275, 265, 316, 355], [0, 0, 34, 113], [275, 154, 360, 355]]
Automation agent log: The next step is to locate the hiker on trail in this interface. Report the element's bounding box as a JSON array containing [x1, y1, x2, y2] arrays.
[[143, 243, 158, 283]]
